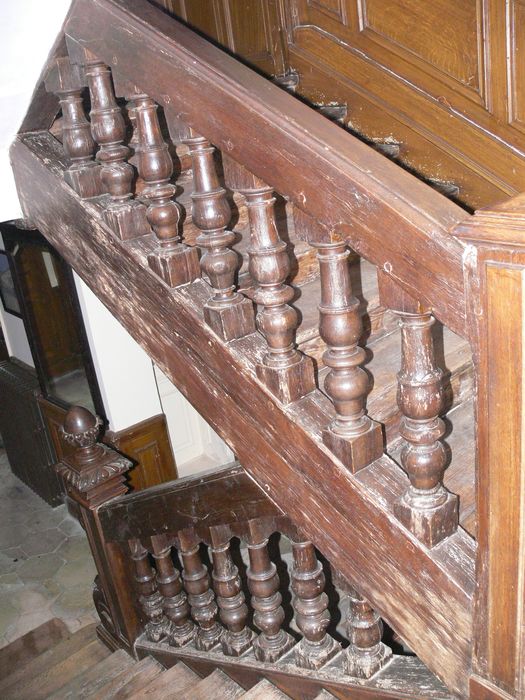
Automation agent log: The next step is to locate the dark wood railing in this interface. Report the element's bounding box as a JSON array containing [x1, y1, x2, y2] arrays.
[[11, 1, 525, 697], [57, 405, 450, 699]]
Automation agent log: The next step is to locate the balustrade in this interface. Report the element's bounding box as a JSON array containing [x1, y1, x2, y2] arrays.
[[315, 242, 383, 472], [44, 57, 103, 198]]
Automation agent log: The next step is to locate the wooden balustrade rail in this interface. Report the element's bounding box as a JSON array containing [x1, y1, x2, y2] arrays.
[[62, 0, 470, 338]]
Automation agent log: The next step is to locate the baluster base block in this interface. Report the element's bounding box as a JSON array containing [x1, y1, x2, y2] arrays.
[[294, 635, 341, 670], [394, 490, 459, 548], [148, 245, 201, 288], [65, 163, 104, 199], [103, 200, 150, 241], [253, 629, 295, 663], [194, 623, 222, 652], [256, 356, 315, 405], [221, 628, 256, 657], [144, 618, 171, 644], [204, 296, 255, 342], [322, 420, 383, 473], [344, 642, 393, 679], [168, 621, 195, 648]]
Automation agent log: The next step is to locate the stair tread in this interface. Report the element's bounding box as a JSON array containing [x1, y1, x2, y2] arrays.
[[4, 637, 110, 700], [87, 656, 163, 700], [48, 648, 133, 700], [180, 668, 244, 700], [0, 622, 99, 695], [242, 679, 291, 699], [0, 618, 69, 680], [109, 657, 164, 699], [126, 661, 199, 699]]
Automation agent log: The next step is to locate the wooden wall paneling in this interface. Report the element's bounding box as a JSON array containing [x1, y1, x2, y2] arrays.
[[105, 413, 178, 491], [454, 198, 525, 699], [508, 0, 525, 133]]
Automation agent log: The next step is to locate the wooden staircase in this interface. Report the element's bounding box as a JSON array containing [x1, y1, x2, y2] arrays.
[[8, 0, 525, 697]]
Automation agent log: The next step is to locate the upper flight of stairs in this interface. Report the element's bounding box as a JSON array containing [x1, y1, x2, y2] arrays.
[[0, 619, 339, 699]]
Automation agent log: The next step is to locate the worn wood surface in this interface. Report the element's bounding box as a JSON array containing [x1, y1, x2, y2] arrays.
[[454, 199, 525, 699], [137, 639, 454, 699], [11, 131, 474, 694], [63, 0, 470, 336]]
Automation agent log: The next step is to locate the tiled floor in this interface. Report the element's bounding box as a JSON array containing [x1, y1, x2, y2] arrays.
[[0, 446, 98, 649]]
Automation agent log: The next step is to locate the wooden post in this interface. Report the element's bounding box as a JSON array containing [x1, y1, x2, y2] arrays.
[[56, 406, 140, 652], [315, 242, 383, 472], [66, 39, 148, 240], [44, 57, 103, 198], [378, 272, 458, 548], [344, 587, 392, 679], [182, 130, 255, 340], [291, 540, 340, 669], [454, 197, 525, 700], [223, 156, 315, 404], [131, 94, 200, 287]]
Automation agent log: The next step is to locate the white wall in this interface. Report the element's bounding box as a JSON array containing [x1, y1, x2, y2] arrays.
[[0, 0, 72, 223], [0, 0, 233, 475]]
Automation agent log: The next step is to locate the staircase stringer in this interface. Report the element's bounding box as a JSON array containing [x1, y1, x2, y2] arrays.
[[11, 130, 474, 697]]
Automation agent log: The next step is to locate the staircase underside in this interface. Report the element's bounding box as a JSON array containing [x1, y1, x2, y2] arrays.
[[11, 130, 475, 696]]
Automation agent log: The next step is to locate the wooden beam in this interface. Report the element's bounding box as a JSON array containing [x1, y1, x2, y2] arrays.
[[63, 0, 470, 336], [11, 132, 474, 695], [455, 200, 525, 699]]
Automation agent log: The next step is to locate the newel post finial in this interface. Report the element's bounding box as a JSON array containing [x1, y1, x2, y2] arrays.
[[57, 405, 130, 509]]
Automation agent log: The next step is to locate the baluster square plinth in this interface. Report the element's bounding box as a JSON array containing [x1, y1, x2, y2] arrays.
[[103, 200, 150, 241], [65, 163, 104, 199], [322, 421, 384, 474], [256, 355, 315, 405], [148, 244, 201, 287], [204, 296, 256, 342], [394, 490, 459, 548]]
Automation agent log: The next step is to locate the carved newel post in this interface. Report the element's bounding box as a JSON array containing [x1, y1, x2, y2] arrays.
[[57, 406, 129, 507], [44, 57, 103, 198], [56, 406, 139, 651]]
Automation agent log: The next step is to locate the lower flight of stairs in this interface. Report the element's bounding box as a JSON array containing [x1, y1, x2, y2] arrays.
[[0, 619, 334, 699]]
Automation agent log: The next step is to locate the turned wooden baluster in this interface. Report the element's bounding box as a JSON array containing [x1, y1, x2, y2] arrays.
[[291, 540, 339, 669], [378, 272, 458, 546], [68, 44, 148, 240], [344, 587, 392, 679], [150, 534, 194, 647], [178, 530, 222, 651], [129, 538, 170, 643], [316, 243, 383, 471], [246, 535, 294, 662], [223, 158, 315, 403], [130, 94, 200, 287], [210, 527, 254, 656], [181, 132, 255, 340], [44, 57, 103, 198]]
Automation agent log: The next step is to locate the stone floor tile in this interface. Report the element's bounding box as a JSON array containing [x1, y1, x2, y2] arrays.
[[20, 528, 66, 557], [9, 584, 54, 614], [26, 505, 68, 532], [53, 585, 95, 617], [4, 610, 55, 644], [53, 557, 97, 589], [57, 535, 92, 562], [59, 518, 84, 537], [0, 523, 32, 550], [18, 553, 65, 583], [0, 597, 20, 637]]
